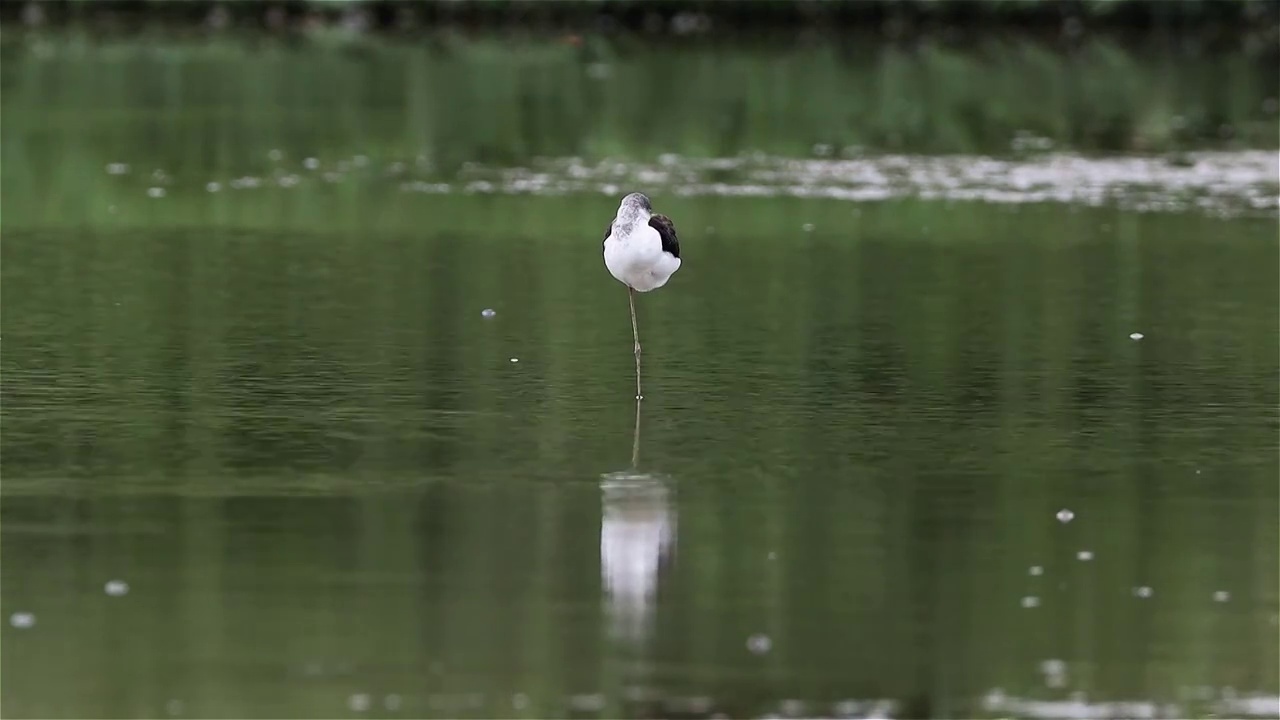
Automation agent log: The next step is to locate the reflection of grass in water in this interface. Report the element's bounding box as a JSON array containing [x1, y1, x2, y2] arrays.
[[1, 33, 1276, 189]]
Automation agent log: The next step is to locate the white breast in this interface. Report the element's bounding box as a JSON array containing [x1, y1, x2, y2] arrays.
[[603, 222, 681, 293]]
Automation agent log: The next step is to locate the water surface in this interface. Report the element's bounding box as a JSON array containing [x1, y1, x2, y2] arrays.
[[2, 34, 1278, 720]]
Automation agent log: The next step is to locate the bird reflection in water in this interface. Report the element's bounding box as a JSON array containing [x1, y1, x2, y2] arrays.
[[599, 399, 676, 645]]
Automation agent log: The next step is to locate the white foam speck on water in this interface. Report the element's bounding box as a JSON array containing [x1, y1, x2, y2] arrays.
[[104, 579, 129, 596], [1077, 550, 1094, 561], [1213, 590, 1231, 602], [512, 693, 529, 710], [383, 694, 401, 711], [106, 162, 130, 175], [1021, 595, 1040, 609], [1029, 565, 1043, 576], [1056, 509, 1074, 523], [802, 223, 815, 232], [165, 699, 184, 716], [303, 157, 320, 170], [206, 182, 221, 192], [268, 149, 283, 162], [481, 308, 496, 318], [747, 633, 772, 654], [9, 612, 35, 628], [347, 693, 371, 712], [568, 694, 606, 712], [1133, 585, 1154, 598], [780, 699, 806, 717], [1130, 332, 1145, 340], [147, 187, 166, 198], [509, 358, 519, 363]]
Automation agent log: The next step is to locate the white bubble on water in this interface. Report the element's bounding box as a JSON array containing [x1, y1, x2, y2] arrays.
[[383, 694, 402, 711], [303, 157, 320, 170], [147, 187, 166, 199], [1056, 509, 1074, 523], [268, 149, 283, 162], [104, 579, 129, 596], [569, 694, 605, 712], [1029, 565, 1044, 576], [802, 223, 815, 232], [354, 154, 369, 167], [1133, 585, 1154, 598], [512, 693, 529, 710], [9, 612, 35, 628], [106, 162, 130, 175], [509, 357, 519, 363], [747, 633, 772, 654], [1213, 590, 1231, 603], [1076, 550, 1094, 561], [1040, 658, 1068, 688], [1130, 332, 1145, 340], [1020, 595, 1040, 609], [347, 693, 371, 712], [481, 308, 496, 318]]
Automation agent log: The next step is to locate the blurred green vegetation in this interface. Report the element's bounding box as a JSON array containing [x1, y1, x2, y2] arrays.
[[1, 31, 1276, 203]]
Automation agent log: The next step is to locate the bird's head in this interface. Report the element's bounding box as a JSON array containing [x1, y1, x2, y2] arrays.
[[616, 192, 652, 221]]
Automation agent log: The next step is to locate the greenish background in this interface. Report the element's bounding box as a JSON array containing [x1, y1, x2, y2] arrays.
[[2, 20, 1278, 720]]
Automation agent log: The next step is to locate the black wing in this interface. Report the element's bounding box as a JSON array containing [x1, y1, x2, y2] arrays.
[[649, 214, 680, 259]]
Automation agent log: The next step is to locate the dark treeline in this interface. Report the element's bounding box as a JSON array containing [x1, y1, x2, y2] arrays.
[[5, 0, 1279, 43]]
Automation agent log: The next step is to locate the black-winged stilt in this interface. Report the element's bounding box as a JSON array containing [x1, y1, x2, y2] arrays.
[[602, 192, 682, 399]]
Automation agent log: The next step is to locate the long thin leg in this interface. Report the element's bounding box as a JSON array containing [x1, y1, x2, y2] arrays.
[[629, 286, 642, 399]]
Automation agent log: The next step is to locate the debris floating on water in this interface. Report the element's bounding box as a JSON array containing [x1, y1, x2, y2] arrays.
[[1056, 509, 1074, 523], [104, 579, 129, 597], [509, 358, 519, 363], [1130, 332, 1145, 340], [481, 308, 496, 318]]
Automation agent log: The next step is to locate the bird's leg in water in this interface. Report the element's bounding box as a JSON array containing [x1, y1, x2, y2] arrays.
[[631, 396, 642, 468], [629, 286, 642, 399]]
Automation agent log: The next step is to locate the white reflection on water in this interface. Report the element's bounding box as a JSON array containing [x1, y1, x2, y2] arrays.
[[600, 472, 676, 643], [600, 400, 677, 643]]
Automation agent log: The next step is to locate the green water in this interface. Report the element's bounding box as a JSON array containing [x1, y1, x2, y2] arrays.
[[2, 34, 1279, 720]]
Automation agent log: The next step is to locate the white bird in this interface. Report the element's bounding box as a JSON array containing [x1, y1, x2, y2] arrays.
[[602, 192, 682, 399]]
